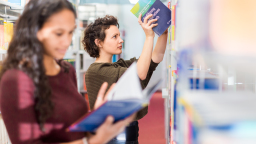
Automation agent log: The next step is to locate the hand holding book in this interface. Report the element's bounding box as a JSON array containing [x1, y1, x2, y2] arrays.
[[131, 0, 172, 36], [68, 63, 162, 132], [94, 82, 115, 110], [64, 82, 136, 144], [90, 83, 137, 144], [86, 114, 136, 144], [138, 14, 158, 38]]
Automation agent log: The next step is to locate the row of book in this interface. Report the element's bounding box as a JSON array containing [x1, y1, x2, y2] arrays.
[[167, 49, 256, 144], [0, 19, 13, 51], [167, 0, 256, 144]]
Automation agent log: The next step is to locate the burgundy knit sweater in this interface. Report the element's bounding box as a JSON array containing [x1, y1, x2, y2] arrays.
[[0, 62, 88, 144]]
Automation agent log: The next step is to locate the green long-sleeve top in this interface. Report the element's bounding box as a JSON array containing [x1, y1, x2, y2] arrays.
[[85, 57, 159, 120]]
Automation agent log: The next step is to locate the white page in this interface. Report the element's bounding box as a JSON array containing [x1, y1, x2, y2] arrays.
[[106, 63, 143, 101], [142, 79, 163, 102]]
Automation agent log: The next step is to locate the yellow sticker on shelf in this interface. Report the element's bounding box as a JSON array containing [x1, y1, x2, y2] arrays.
[[171, 25, 175, 41], [0, 18, 4, 50], [178, 98, 204, 126]]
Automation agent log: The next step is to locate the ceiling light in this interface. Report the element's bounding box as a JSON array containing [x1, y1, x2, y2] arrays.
[[129, 0, 139, 4]]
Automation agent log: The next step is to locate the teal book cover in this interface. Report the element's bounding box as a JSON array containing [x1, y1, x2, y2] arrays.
[[131, 0, 172, 36]]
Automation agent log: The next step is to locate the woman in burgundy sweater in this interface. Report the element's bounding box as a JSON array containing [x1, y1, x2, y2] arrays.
[[0, 0, 134, 144]]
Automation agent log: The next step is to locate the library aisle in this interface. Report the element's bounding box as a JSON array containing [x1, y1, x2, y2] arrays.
[[2, 0, 256, 144], [138, 92, 165, 144]]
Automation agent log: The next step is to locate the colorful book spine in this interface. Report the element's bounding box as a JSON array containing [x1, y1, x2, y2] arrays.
[[64, 59, 76, 68], [4, 22, 13, 50], [9, 22, 13, 44], [0, 19, 4, 50], [112, 55, 117, 63], [171, 4, 176, 51], [4, 22, 8, 50], [171, 5, 176, 41]]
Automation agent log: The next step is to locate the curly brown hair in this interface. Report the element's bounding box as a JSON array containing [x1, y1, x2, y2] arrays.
[[82, 15, 119, 58]]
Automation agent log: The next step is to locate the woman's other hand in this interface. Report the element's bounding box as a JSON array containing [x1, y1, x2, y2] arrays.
[[88, 113, 137, 144], [138, 14, 158, 38], [94, 82, 116, 109]]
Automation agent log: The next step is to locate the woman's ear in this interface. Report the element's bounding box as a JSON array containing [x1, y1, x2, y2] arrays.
[[94, 39, 102, 48]]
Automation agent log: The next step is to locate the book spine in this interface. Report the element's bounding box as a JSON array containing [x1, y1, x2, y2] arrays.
[[171, 5, 176, 41], [9, 23, 13, 46], [0, 19, 4, 50], [4, 22, 13, 50], [4, 22, 8, 50]]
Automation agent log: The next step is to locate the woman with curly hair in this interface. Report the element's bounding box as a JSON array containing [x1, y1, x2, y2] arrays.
[[83, 14, 168, 143], [0, 0, 135, 144]]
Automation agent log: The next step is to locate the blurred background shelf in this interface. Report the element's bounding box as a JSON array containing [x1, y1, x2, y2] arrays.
[[0, 0, 23, 19], [0, 0, 23, 10], [0, 49, 6, 54]]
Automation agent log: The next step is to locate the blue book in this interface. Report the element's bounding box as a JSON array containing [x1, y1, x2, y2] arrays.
[[131, 0, 172, 36], [68, 63, 162, 132]]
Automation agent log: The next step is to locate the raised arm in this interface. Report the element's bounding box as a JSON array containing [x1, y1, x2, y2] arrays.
[[136, 14, 158, 80], [152, 29, 168, 63]]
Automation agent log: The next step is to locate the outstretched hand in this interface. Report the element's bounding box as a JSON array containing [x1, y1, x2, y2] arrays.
[[61, 114, 136, 144], [138, 14, 158, 38], [91, 113, 136, 144], [94, 82, 116, 110], [88, 82, 137, 144]]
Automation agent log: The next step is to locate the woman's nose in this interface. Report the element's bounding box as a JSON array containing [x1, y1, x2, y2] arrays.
[[120, 38, 124, 43]]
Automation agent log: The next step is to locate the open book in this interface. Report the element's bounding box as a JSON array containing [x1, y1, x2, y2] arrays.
[[68, 63, 162, 132]]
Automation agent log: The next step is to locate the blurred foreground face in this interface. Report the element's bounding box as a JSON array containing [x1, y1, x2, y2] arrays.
[[37, 9, 76, 59]]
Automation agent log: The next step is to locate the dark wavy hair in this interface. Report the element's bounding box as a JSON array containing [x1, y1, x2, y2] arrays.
[[82, 15, 119, 58], [0, 0, 76, 131]]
